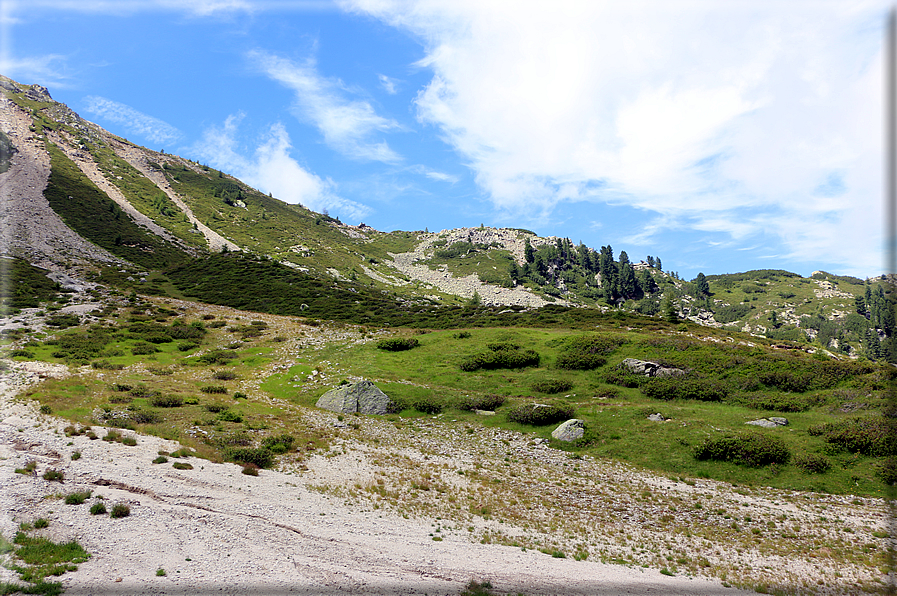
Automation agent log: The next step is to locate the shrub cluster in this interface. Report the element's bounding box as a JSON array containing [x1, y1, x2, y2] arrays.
[[531, 379, 573, 394], [213, 370, 238, 381], [807, 417, 897, 456], [731, 392, 812, 412], [506, 403, 574, 426], [555, 334, 625, 370], [261, 434, 294, 454], [201, 386, 227, 394], [410, 394, 444, 414], [150, 395, 183, 408], [693, 433, 790, 467], [793, 453, 831, 474], [376, 337, 420, 351], [460, 343, 540, 372], [224, 447, 274, 468], [641, 377, 729, 402], [130, 342, 158, 356], [197, 351, 238, 365], [457, 394, 505, 411]]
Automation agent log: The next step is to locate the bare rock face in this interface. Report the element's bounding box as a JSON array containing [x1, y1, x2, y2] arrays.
[[621, 358, 684, 377], [551, 419, 585, 442], [316, 380, 394, 415]]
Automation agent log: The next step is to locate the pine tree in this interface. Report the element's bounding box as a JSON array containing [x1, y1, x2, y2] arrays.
[[694, 272, 709, 296], [646, 255, 655, 268], [655, 257, 662, 271], [524, 239, 534, 263]]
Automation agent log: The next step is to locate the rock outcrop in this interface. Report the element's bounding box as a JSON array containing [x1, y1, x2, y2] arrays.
[[316, 380, 394, 415], [621, 358, 684, 377], [551, 419, 585, 442], [745, 417, 788, 428]]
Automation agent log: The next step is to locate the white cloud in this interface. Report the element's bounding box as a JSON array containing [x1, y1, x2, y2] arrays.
[[249, 50, 402, 162], [346, 0, 887, 274], [0, 54, 71, 88], [378, 73, 398, 94], [189, 115, 371, 220], [424, 170, 456, 183], [83, 96, 182, 145]]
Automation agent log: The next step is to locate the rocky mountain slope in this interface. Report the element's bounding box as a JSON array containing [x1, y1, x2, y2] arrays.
[[1, 74, 894, 360]]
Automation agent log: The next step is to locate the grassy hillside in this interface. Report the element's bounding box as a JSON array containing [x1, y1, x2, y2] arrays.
[[44, 144, 190, 270]]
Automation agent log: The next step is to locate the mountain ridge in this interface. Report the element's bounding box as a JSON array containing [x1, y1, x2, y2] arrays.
[[2, 74, 894, 360]]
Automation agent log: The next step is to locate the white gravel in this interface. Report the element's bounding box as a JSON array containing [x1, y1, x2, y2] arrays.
[[0, 360, 748, 595]]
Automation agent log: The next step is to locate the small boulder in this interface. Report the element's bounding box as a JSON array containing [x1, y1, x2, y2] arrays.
[[745, 417, 789, 428], [647, 413, 667, 422], [551, 419, 585, 442], [316, 380, 394, 415]]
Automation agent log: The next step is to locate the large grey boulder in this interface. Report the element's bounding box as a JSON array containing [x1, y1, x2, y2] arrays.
[[621, 358, 684, 377], [552, 419, 585, 442], [316, 380, 394, 415]]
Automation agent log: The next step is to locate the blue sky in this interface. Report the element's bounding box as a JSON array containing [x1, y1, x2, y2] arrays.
[[0, 0, 889, 280]]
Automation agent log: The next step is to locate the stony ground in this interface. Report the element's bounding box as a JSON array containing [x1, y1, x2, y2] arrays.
[[0, 294, 893, 594]]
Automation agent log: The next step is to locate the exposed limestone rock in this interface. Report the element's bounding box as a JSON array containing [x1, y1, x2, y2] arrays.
[[647, 413, 668, 422], [316, 380, 394, 415], [551, 419, 585, 442]]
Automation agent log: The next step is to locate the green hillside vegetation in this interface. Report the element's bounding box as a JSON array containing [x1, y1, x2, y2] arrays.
[[304, 325, 895, 496], [83, 142, 204, 249], [0, 258, 62, 315], [44, 143, 190, 270]]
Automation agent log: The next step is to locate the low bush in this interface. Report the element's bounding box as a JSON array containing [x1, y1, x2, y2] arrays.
[[64, 491, 91, 505], [460, 344, 540, 372], [453, 331, 472, 339], [200, 385, 227, 394], [103, 430, 122, 442], [531, 379, 573, 394], [109, 503, 130, 518], [506, 403, 574, 426], [224, 447, 274, 468], [89, 502, 107, 515], [213, 370, 238, 381], [42, 469, 64, 482], [555, 334, 626, 370], [33, 518, 49, 529], [807, 417, 897, 457], [121, 436, 137, 446], [150, 395, 183, 408], [732, 392, 813, 413], [793, 453, 831, 474], [112, 384, 132, 392], [10, 349, 33, 358], [641, 377, 729, 402], [600, 368, 643, 388], [130, 409, 162, 424], [376, 337, 419, 351], [216, 409, 243, 423], [197, 351, 237, 365], [152, 456, 168, 464], [875, 457, 897, 485], [130, 342, 158, 355], [233, 391, 247, 399], [172, 462, 193, 470], [177, 341, 199, 352], [411, 395, 444, 415], [457, 394, 505, 411], [693, 433, 790, 467], [204, 403, 228, 413], [261, 434, 295, 454], [91, 359, 124, 370]]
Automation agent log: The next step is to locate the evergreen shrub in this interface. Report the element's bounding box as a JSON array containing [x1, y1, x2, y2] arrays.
[[507, 403, 574, 426], [693, 433, 790, 467], [376, 337, 419, 351]]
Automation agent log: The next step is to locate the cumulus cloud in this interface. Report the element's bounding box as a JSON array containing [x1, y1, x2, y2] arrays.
[[249, 50, 402, 163], [190, 115, 371, 220], [345, 0, 886, 273], [83, 96, 182, 145]]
